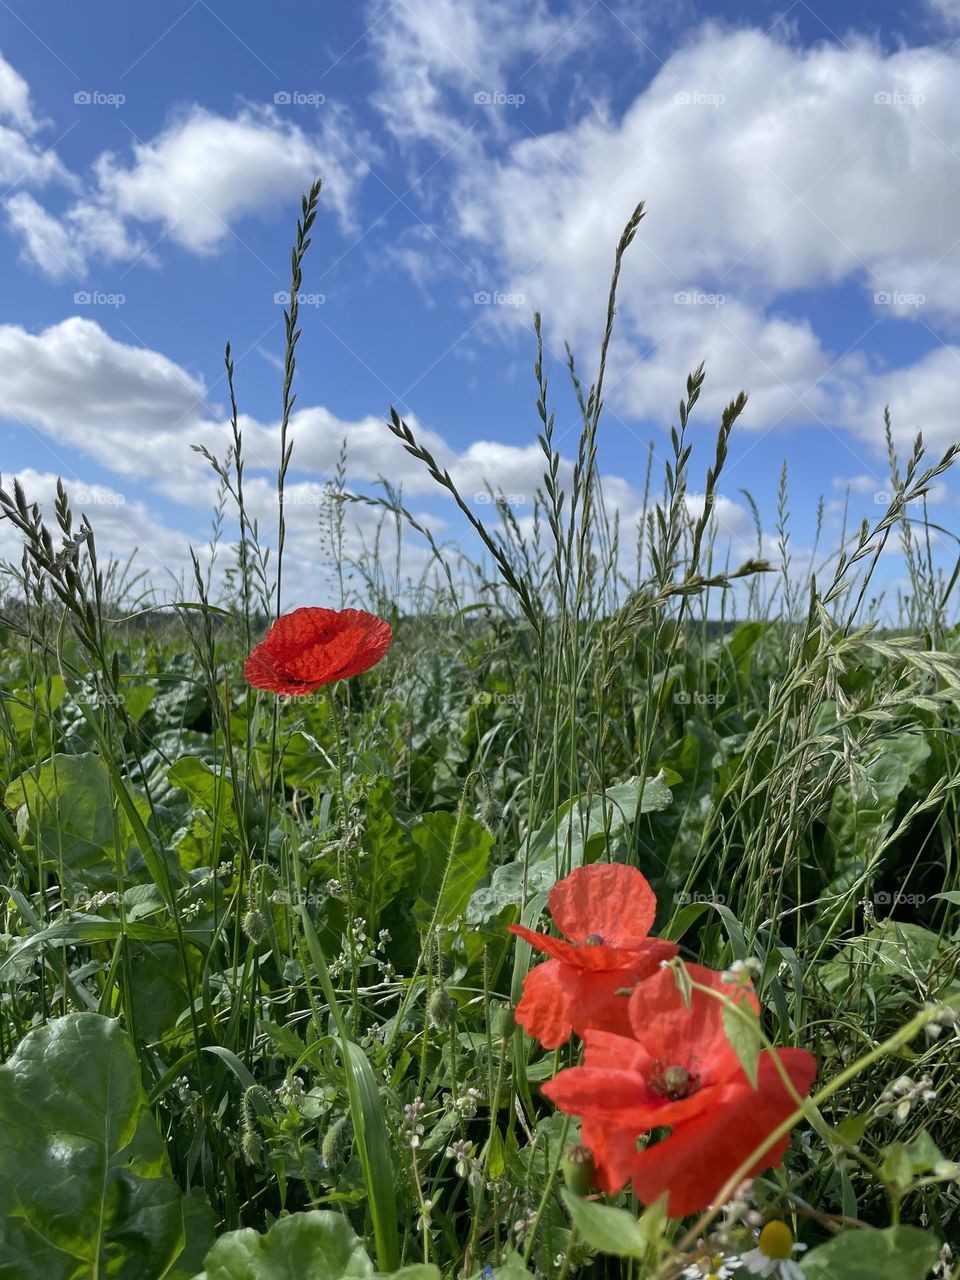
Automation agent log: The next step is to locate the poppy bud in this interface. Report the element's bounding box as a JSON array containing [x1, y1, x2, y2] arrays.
[[429, 988, 458, 1030], [242, 909, 267, 943], [490, 1000, 516, 1043], [321, 1114, 353, 1169], [561, 1144, 595, 1197], [481, 795, 505, 834], [241, 1128, 262, 1163]]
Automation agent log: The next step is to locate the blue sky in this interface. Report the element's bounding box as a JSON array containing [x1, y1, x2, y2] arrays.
[[1, 0, 959, 605]]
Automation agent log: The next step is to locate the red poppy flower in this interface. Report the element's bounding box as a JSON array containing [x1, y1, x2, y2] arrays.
[[244, 607, 392, 695], [543, 963, 817, 1216], [508, 864, 678, 1048]]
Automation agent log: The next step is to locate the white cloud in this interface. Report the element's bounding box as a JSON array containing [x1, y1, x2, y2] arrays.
[[833, 344, 960, 454], [0, 53, 72, 192], [366, 0, 585, 144], [429, 24, 960, 460], [5, 193, 90, 278], [0, 52, 39, 132], [6, 105, 370, 279], [0, 468, 197, 584]]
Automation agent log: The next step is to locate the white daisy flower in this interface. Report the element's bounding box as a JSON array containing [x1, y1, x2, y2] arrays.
[[742, 1221, 808, 1278]]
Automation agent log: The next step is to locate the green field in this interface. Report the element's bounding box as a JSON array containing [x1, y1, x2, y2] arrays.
[[0, 194, 957, 1280]]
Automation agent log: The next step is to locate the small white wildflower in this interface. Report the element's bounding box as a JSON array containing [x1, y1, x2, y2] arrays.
[[741, 1222, 807, 1278], [276, 1075, 305, 1106], [445, 1138, 477, 1178], [404, 1096, 426, 1147], [875, 1073, 936, 1123], [682, 1255, 738, 1280], [722, 957, 762, 985]]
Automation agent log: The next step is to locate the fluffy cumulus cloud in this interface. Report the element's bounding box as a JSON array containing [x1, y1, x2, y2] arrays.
[[0, 467, 198, 585], [0, 315, 778, 596], [407, 25, 960, 454], [5, 104, 370, 279]]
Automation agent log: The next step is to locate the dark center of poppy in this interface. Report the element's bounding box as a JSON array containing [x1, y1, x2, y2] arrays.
[[583, 933, 605, 945], [649, 1061, 699, 1100]]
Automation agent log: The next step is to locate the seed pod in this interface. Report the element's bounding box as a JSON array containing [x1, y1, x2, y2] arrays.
[[561, 1144, 595, 1198]]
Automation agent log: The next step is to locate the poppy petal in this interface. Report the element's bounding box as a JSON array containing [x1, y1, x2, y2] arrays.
[[628, 962, 760, 1087], [245, 607, 392, 694], [509, 925, 677, 974], [581, 1114, 643, 1196], [629, 1049, 817, 1216], [549, 863, 658, 946], [513, 959, 577, 1048]]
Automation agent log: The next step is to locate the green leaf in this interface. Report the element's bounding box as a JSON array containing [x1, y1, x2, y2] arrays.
[[835, 1114, 869, 1145], [357, 777, 416, 928], [413, 810, 492, 931], [467, 774, 672, 924], [801, 1226, 940, 1279], [824, 731, 931, 880], [196, 1210, 373, 1279], [5, 753, 144, 894], [0, 1012, 187, 1280], [721, 996, 761, 1087], [560, 1190, 647, 1257]]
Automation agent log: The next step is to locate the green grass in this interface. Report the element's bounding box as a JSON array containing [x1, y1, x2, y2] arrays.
[[0, 189, 958, 1279]]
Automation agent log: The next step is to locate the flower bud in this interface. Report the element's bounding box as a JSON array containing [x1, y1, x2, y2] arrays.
[[561, 1144, 595, 1197], [321, 1114, 353, 1169], [429, 988, 458, 1030], [242, 909, 267, 943], [490, 1000, 516, 1043]]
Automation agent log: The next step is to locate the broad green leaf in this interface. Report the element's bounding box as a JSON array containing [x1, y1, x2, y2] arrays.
[[357, 777, 416, 927], [413, 810, 492, 931], [801, 1225, 939, 1279], [0, 1012, 188, 1280], [467, 774, 672, 924], [560, 1190, 647, 1256], [5, 753, 146, 895], [825, 731, 931, 879], [197, 1209, 373, 1280]]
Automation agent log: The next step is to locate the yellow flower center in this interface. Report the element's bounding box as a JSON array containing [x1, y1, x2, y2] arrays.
[[759, 1220, 795, 1260]]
